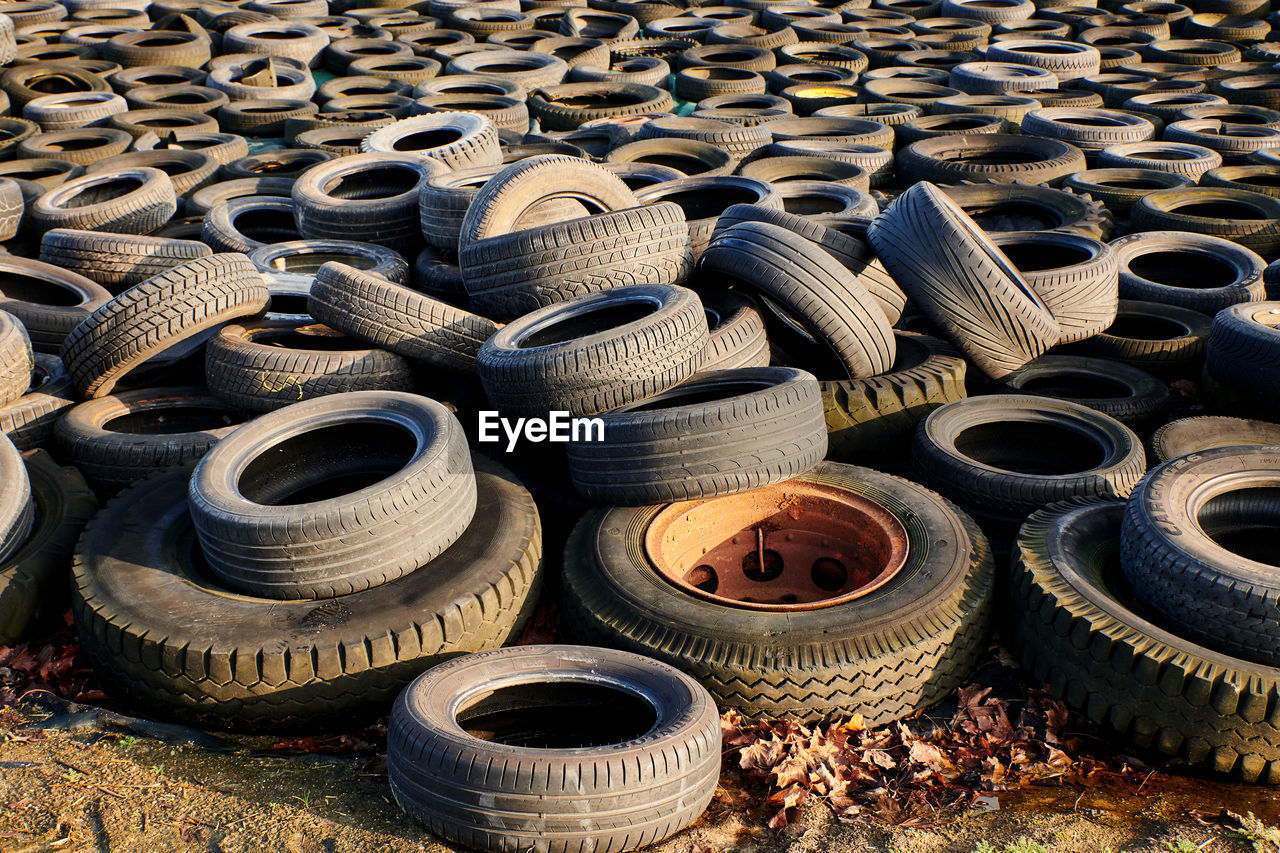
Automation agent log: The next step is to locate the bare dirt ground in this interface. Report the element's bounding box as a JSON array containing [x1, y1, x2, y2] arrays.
[[2, 692, 1279, 853]]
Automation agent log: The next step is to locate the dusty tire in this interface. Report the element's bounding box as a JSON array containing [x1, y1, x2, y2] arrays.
[[388, 645, 718, 853], [38, 228, 213, 294], [1067, 299, 1212, 377], [1204, 300, 1280, 404], [0, 432, 33, 564], [561, 460, 995, 725], [54, 386, 245, 493], [0, 355, 75, 451], [1010, 498, 1280, 782], [989, 231, 1118, 346], [896, 133, 1086, 185], [868, 181, 1060, 379], [0, 256, 111, 354], [308, 262, 497, 374], [1152, 415, 1280, 462], [700, 288, 770, 371], [911, 395, 1147, 526], [995, 354, 1169, 427], [72, 457, 541, 730], [0, 311, 31, 410], [1131, 187, 1280, 257], [1110, 231, 1266, 314], [30, 166, 177, 235]]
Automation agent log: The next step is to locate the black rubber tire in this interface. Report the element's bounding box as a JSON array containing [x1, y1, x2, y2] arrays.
[[700, 288, 770, 371], [1060, 167, 1192, 219], [527, 81, 673, 131], [122, 84, 229, 116], [222, 148, 334, 181], [1111, 230, 1266, 314], [1121, 446, 1280, 668], [1163, 119, 1280, 165], [388, 644, 718, 853], [605, 137, 735, 178], [564, 366, 826, 502], [189, 390, 477, 601], [1066, 298, 1212, 376], [103, 30, 212, 69], [897, 133, 1086, 186], [1009, 498, 1280, 783], [361, 113, 502, 169], [0, 355, 75, 451], [895, 112, 1009, 144], [701, 220, 895, 379], [1152, 415, 1280, 462], [948, 61, 1058, 95], [995, 354, 1169, 427], [911, 395, 1147, 526], [0, 256, 112, 354], [217, 98, 319, 138], [478, 283, 708, 418], [85, 148, 220, 198], [30, 166, 177, 235], [201, 197, 302, 254], [413, 245, 468, 305], [0, 431, 32, 563], [821, 329, 968, 461], [635, 115, 772, 163], [561, 460, 995, 724], [712, 203, 906, 324], [869, 181, 1061, 379], [675, 65, 767, 102], [1097, 141, 1223, 180], [988, 230, 1119, 346], [293, 152, 441, 255], [204, 319, 417, 413], [247, 239, 410, 290], [60, 254, 270, 399], [0, 450, 96, 644], [0, 312, 31, 411], [735, 154, 871, 190], [459, 203, 693, 321], [633, 175, 783, 261], [73, 457, 541, 730], [1130, 187, 1280, 258], [16, 127, 134, 166], [309, 262, 497, 374], [1204, 300, 1280, 404], [1020, 107, 1156, 156], [1201, 164, 1280, 199], [54, 386, 246, 493]]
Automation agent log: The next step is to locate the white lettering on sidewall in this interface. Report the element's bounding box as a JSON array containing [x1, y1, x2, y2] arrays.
[[477, 411, 605, 452]]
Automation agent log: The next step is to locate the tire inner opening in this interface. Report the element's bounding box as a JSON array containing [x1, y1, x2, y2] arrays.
[[781, 193, 847, 214], [1172, 200, 1267, 220], [64, 176, 144, 208], [271, 252, 378, 273], [1237, 173, 1280, 188], [1096, 177, 1169, 190], [626, 151, 718, 173], [944, 149, 1045, 165], [624, 378, 771, 412], [238, 420, 417, 505], [0, 273, 83, 305], [1000, 240, 1091, 271], [954, 420, 1107, 475], [41, 135, 113, 151], [268, 293, 309, 314], [521, 300, 656, 347], [1019, 371, 1133, 399], [646, 185, 761, 218], [29, 77, 88, 95], [251, 327, 367, 351], [390, 128, 464, 151], [231, 208, 300, 242], [1198, 486, 1280, 565], [322, 165, 420, 199], [457, 681, 657, 748], [1127, 249, 1237, 287], [552, 91, 647, 108], [105, 405, 239, 435], [645, 481, 909, 610], [1105, 313, 1190, 339]]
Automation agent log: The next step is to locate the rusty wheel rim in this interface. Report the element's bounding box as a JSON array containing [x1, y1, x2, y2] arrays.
[[644, 481, 910, 611]]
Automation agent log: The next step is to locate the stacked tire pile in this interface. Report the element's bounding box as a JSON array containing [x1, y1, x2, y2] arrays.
[[0, 0, 1277, 847]]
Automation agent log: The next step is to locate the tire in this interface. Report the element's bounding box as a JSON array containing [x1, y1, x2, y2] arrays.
[[0, 256, 112, 354], [1201, 164, 1280, 200], [54, 386, 246, 493], [86, 149, 221, 198], [995, 354, 1169, 427], [218, 99, 319, 138], [222, 21, 329, 67], [819, 329, 967, 461], [1061, 167, 1192, 219], [560, 460, 995, 725], [413, 246, 468, 305], [202, 197, 301, 254], [0, 312, 31, 410], [605, 137, 734, 178], [478, 284, 708, 418], [988, 231, 1119, 346], [564, 366, 826, 503], [361, 114, 502, 170], [0, 355, 76, 451], [528, 81, 673, 131], [1204, 301, 1280, 404], [103, 30, 212, 69], [1121, 447, 1280, 668], [896, 112, 1010, 144], [1066, 298, 1211, 376], [0, 432, 33, 564], [633, 175, 783, 261], [635, 115, 772, 163], [30, 166, 177, 235], [1131, 187, 1280, 257], [189, 391, 477, 600], [1009, 498, 1280, 782], [897, 133, 1086, 185], [985, 38, 1100, 81], [700, 221, 896, 379], [293, 152, 442, 255], [1152, 415, 1280, 462], [1111, 231, 1266, 314], [122, 84, 229, 116], [1097, 141, 1222, 180], [948, 61, 1058, 95], [458, 153, 637, 246], [1021, 107, 1155, 155], [388, 645, 718, 853], [675, 66, 766, 102], [1164, 119, 1280, 165], [0, 450, 96, 644], [459, 203, 693, 321], [73, 456, 541, 729], [17, 127, 133, 165], [736, 154, 871, 190], [711, 204, 906, 324], [773, 180, 877, 220], [204, 317, 417, 414], [700, 288, 770, 371], [910, 395, 1147, 526], [247, 239, 409, 290], [309, 262, 497, 374], [60, 254, 270, 399], [222, 149, 335, 182], [868, 181, 1060, 379]]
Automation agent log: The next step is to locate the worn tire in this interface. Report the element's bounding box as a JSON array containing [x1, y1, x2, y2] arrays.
[[1152, 415, 1280, 462], [30, 166, 177, 235], [1111, 231, 1266, 314], [0, 256, 111, 354], [989, 231, 1119, 346], [39, 228, 213, 295], [1204, 300, 1280, 404], [995, 354, 1169, 427], [700, 289, 770, 371], [0, 355, 75, 451]]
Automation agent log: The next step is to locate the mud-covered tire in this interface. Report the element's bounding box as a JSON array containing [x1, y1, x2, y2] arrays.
[[0, 450, 96, 644], [309, 262, 497, 374], [60, 254, 270, 399], [388, 645, 717, 853], [869, 181, 1060, 379], [822, 330, 968, 461], [72, 457, 541, 730], [1010, 498, 1280, 782], [560, 460, 995, 725]]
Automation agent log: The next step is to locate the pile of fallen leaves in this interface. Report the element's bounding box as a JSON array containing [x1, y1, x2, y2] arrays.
[[0, 613, 102, 707], [717, 656, 1144, 828]]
